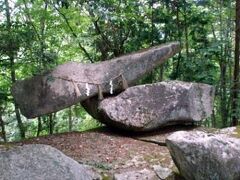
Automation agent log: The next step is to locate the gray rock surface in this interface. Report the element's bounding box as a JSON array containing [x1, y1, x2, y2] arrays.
[[0, 144, 101, 180], [166, 131, 240, 180], [12, 42, 180, 118], [114, 166, 175, 180], [153, 165, 174, 179], [114, 169, 158, 180], [97, 81, 214, 131]]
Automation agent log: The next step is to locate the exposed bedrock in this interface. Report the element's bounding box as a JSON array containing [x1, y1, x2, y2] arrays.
[[166, 130, 240, 180], [12, 42, 180, 118], [82, 81, 215, 131]]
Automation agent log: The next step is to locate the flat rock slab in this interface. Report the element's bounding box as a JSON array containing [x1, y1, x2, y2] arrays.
[[166, 130, 240, 180], [8, 126, 192, 179], [12, 42, 180, 118], [97, 81, 214, 131], [0, 144, 100, 180]]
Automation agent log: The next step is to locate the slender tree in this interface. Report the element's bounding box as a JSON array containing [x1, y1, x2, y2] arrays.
[[0, 112, 7, 142], [231, 0, 240, 126], [36, 117, 42, 137], [4, 0, 25, 139], [68, 106, 72, 132], [49, 114, 55, 135], [219, 0, 228, 127]]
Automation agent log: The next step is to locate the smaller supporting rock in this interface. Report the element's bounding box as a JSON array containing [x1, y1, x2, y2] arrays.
[[166, 131, 240, 180], [94, 81, 214, 131]]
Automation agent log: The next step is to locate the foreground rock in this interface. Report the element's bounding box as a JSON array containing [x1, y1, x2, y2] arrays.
[[166, 130, 240, 180], [0, 144, 100, 180], [93, 81, 214, 131], [12, 42, 180, 118]]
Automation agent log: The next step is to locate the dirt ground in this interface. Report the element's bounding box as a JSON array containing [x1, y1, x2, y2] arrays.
[[3, 125, 194, 179]]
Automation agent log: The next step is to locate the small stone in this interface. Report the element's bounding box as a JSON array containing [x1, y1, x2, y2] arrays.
[[114, 169, 158, 180], [153, 165, 173, 179]]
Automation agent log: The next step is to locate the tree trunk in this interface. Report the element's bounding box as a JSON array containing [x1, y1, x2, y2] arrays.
[[40, 1, 48, 69], [37, 117, 42, 137], [49, 114, 54, 135], [226, 1, 234, 127], [68, 107, 73, 132], [159, 65, 164, 82], [0, 113, 7, 142], [219, 0, 228, 127], [183, 6, 189, 60], [211, 107, 216, 128], [174, 1, 182, 79], [220, 62, 228, 127], [14, 102, 25, 139], [231, 0, 240, 126], [4, 0, 25, 139]]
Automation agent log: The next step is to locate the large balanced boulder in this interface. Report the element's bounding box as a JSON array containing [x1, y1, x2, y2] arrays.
[[12, 42, 180, 118], [166, 130, 240, 180], [88, 81, 214, 131], [0, 144, 100, 180]]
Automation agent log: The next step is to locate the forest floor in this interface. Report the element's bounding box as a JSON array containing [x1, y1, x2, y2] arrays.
[[2, 126, 195, 178]]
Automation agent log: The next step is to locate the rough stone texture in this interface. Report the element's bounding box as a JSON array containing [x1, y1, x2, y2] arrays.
[[96, 81, 214, 131], [114, 169, 159, 180], [166, 130, 240, 180], [153, 165, 174, 179], [0, 144, 101, 180], [12, 42, 180, 118]]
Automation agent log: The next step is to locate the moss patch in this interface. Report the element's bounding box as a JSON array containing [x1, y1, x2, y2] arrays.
[[101, 173, 112, 180], [195, 127, 219, 134], [232, 126, 240, 138], [0, 143, 16, 151]]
